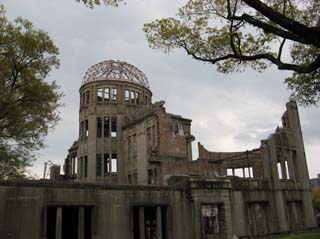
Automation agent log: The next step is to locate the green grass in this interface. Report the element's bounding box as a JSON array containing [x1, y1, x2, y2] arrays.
[[273, 232, 320, 239]]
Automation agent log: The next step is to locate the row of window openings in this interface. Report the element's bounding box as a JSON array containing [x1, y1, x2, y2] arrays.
[[227, 167, 253, 178], [97, 87, 141, 104], [96, 153, 118, 176], [79, 117, 117, 140], [97, 87, 117, 102], [97, 116, 117, 138], [81, 90, 91, 106], [277, 160, 291, 179], [82, 88, 150, 105]]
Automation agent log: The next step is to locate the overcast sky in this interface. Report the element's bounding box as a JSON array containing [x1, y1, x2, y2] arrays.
[[3, 0, 319, 178]]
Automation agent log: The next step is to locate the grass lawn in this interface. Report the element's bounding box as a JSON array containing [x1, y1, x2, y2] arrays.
[[273, 232, 320, 239]]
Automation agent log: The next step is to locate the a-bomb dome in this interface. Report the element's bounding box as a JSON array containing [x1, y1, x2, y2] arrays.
[[82, 60, 149, 88]]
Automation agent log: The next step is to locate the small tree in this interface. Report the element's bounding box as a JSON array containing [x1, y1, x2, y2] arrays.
[[0, 5, 62, 179], [143, 0, 320, 105]]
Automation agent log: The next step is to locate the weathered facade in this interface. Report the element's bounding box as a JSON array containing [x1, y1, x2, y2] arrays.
[[0, 60, 317, 239]]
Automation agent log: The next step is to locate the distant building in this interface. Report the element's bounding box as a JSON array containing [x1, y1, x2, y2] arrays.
[[0, 60, 317, 239], [310, 174, 320, 188]]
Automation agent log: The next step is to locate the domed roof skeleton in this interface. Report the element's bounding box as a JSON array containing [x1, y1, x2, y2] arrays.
[[82, 60, 150, 89]]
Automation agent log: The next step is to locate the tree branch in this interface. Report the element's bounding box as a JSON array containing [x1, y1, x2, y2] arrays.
[[232, 14, 312, 46], [241, 0, 320, 47]]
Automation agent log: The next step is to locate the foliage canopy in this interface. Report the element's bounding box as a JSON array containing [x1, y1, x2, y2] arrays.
[[143, 0, 320, 105], [0, 5, 62, 179]]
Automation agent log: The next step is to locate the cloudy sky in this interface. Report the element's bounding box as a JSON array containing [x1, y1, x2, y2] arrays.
[[3, 0, 319, 178]]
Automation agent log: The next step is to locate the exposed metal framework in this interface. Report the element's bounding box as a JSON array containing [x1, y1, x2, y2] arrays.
[[82, 60, 150, 88]]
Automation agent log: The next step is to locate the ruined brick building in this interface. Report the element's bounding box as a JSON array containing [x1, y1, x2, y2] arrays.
[[0, 60, 317, 239]]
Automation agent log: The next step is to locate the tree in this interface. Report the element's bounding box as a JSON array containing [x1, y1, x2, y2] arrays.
[[143, 0, 320, 105], [0, 5, 62, 179]]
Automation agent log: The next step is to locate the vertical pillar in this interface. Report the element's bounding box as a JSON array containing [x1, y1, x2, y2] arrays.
[[72, 157, 76, 176], [56, 207, 62, 239], [232, 168, 235, 176], [139, 207, 145, 239], [281, 160, 287, 179], [287, 151, 296, 180], [156, 207, 162, 239], [78, 207, 84, 239], [242, 168, 246, 178]]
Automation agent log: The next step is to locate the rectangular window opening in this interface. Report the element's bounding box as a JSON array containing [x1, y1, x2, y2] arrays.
[[85, 91, 90, 104], [111, 88, 117, 101], [80, 121, 84, 141], [96, 154, 102, 177], [97, 88, 103, 102], [81, 92, 86, 106], [84, 156, 88, 178], [132, 134, 137, 157], [147, 127, 152, 149], [125, 89, 130, 103], [104, 153, 110, 176], [104, 87, 110, 100], [111, 117, 117, 137], [152, 125, 156, 146], [285, 160, 290, 179], [104, 117, 110, 137], [130, 91, 135, 104], [97, 117, 102, 138], [201, 204, 222, 236], [234, 168, 243, 177], [46, 206, 93, 239], [132, 206, 168, 239], [111, 153, 117, 173], [128, 136, 132, 160], [85, 120, 89, 138], [277, 162, 283, 179]]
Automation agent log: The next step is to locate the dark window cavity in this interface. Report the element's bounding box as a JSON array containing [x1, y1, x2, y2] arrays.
[[96, 154, 102, 176], [104, 117, 110, 137], [97, 117, 102, 138], [111, 117, 117, 137]]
